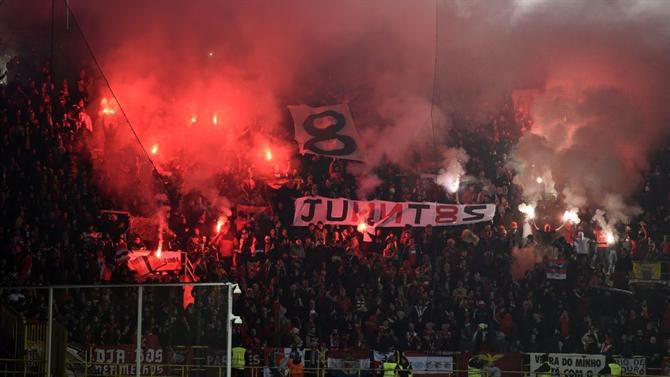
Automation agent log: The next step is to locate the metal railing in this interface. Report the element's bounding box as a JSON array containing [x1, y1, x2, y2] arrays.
[[0, 358, 48, 377], [0, 360, 667, 377], [1, 283, 239, 377], [0, 303, 21, 357], [0, 363, 418, 377]]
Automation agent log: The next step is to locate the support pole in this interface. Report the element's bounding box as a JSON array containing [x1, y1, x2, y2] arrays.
[[46, 287, 53, 377], [66, 0, 70, 31], [136, 286, 143, 377], [226, 284, 232, 377], [50, 0, 55, 75]]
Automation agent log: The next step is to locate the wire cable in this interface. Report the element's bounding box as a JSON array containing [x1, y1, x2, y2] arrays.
[[50, 0, 55, 77], [429, 0, 441, 169], [65, 1, 167, 191]]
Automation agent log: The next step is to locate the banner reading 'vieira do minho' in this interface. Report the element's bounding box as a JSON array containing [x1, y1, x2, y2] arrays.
[[293, 196, 495, 227]]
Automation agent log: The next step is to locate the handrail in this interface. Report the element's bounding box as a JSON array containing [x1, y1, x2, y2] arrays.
[[1, 359, 667, 377], [0, 358, 668, 377]]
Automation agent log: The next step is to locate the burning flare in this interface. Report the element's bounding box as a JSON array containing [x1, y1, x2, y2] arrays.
[[437, 173, 460, 194], [100, 97, 116, 115], [151, 144, 159, 155], [357, 221, 368, 233], [155, 240, 163, 258], [536, 176, 544, 184], [562, 209, 581, 224], [265, 148, 273, 161], [592, 209, 618, 246], [215, 216, 226, 233], [435, 148, 469, 194], [518, 203, 536, 220], [191, 115, 197, 124], [212, 114, 218, 126]]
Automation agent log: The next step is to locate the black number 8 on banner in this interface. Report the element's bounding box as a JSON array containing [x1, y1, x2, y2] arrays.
[[303, 110, 357, 156]]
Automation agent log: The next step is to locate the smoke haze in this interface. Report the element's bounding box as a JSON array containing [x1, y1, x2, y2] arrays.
[[3, 0, 670, 223]]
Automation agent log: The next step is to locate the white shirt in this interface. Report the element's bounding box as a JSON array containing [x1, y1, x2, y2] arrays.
[[574, 238, 592, 254]]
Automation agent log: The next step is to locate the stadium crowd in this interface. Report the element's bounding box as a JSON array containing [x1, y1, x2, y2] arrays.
[[1, 57, 670, 367]]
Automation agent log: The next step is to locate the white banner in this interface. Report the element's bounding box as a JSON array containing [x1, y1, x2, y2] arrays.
[[127, 250, 182, 277], [615, 357, 646, 376], [87, 346, 165, 376], [293, 196, 495, 227], [327, 349, 371, 375], [405, 354, 454, 374], [288, 104, 365, 162], [530, 353, 605, 377]]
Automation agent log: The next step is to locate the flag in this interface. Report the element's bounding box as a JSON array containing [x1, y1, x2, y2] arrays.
[[632, 262, 661, 280], [181, 276, 195, 309], [546, 259, 567, 280], [288, 104, 365, 162]]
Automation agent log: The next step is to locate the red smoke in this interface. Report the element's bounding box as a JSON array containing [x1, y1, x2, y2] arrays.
[[3, 0, 669, 219]]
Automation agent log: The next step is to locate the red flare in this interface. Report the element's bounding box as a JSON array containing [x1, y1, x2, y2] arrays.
[[357, 222, 367, 233], [215, 217, 226, 233]]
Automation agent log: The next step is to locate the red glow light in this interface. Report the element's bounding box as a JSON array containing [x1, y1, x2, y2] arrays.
[[155, 241, 163, 258], [357, 222, 367, 233], [100, 97, 116, 115], [215, 217, 226, 233]]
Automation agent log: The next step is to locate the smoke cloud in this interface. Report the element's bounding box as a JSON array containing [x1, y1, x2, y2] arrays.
[[4, 0, 670, 224], [66, 0, 442, 209], [511, 82, 663, 222], [435, 148, 469, 194]]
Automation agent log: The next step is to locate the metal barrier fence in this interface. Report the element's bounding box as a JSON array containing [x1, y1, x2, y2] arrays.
[[0, 283, 239, 377], [0, 362, 668, 377], [0, 363, 467, 377], [23, 322, 47, 377], [0, 303, 21, 356]]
